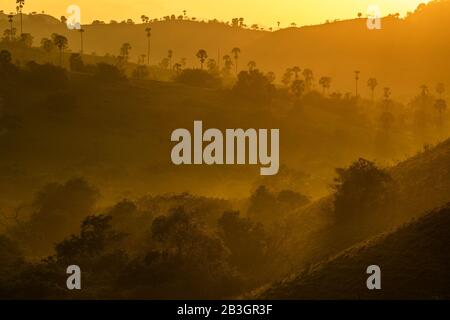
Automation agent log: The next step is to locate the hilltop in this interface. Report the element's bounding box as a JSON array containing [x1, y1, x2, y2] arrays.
[[2, 1, 450, 98]]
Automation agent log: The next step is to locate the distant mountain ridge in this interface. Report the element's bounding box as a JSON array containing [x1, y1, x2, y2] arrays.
[[2, 1, 450, 98]]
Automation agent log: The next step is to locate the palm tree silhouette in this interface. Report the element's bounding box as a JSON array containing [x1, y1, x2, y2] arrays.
[[367, 78, 378, 102], [303, 69, 314, 91], [282, 68, 293, 87], [52, 33, 68, 66], [120, 43, 132, 62], [7, 15, 14, 41], [16, 0, 25, 35], [79, 28, 85, 54], [291, 80, 305, 98], [40, 38, 54, 62], [247, 61, 256, 71], [145, 27, 152, 65], [173, 63, 182, 73], [354, 70, 360, 97], [168, 50, 173, 69], [291, 66, 301, 79], [435, 99, 447, 123], [231, 47, 241, 74], [319, 76, 332, 95], [196, 49, 208, 69]]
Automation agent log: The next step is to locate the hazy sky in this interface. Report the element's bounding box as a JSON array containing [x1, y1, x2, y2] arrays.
[[3, 0, 430, 27]]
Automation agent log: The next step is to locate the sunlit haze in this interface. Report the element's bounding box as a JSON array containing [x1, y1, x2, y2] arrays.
[[3, 0, 431, 27]]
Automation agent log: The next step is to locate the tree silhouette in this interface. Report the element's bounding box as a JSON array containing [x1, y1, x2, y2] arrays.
[[40, 38, 54, 62], [231, 47, 241, 74], [79, 28, 85, 54], [435, 99, 447, 123], [303, 68, 314, 91], [16, 0, 25, 35], [222, 55, 233, 75], [196, 49, 208, 69], [319, 76, 332, 95], [291, 66, 301, 80], [247, 60, 256, 71], [0, 50, 12, 66], [282, 68, 293, 87], [354, 70, 360, 97], [173, 62, 182, 73], [207, 59, 218, 73], [7, 15, 14, 41], [383, 87, 392, 110], [141, 15, 150, 24], [52, 33, 68, 66], [145, 27, 152, 65], [168, 50, 173, 69], [291, 79, 305, 98], [120, 43, 132, 62], [367, 78, 378, 102]]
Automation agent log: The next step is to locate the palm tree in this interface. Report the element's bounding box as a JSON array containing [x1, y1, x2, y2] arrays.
[[367, 78, 378, 101], [303, 68, 314, 91], [354, 70, 360, 97], [291, 80, 305, 98], [282, 68, 293, 87], [52, 33, 68, 66], [16, 0, 25, 35], [79, 28, 85, 54], [145, 27, 152, 65], [435, 99, 447, 123], [173, 63, 182, 73], [120, 43, 132, 62], [207, 59, 217, 73], [247, 60, 256, 71], [222, 55, 233, 74], [168, 50, 173, 69], [196, 49, 208, 69], [291, 66, 301, 79], [183, 10, 187, 18], [231, 47, 241, 74], [7, 14, 14, 41], [420, 84, 429, 97], [319, 76, 332, 95], [40, 37, 54, 62]]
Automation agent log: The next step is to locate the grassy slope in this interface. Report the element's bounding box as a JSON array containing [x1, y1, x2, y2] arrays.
[[258, 203, 450, 299], [275, 136, 450, 275]]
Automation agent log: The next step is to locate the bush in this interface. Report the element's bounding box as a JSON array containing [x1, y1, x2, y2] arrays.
[[232, 69, 275, 103], [94, 63, 126, 82], [175, 69, 221, 88]]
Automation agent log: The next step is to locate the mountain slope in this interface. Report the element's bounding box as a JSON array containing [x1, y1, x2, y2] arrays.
[[259, 203, 450, 299]]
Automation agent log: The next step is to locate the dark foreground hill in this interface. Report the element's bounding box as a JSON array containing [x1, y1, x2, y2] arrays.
[[258, 203, 450, 299]]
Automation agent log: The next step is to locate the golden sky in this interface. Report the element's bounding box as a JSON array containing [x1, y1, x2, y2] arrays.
[[3, 0, 430, 27]]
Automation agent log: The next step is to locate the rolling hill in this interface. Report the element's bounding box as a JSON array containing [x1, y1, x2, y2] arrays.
[[258, 203, 450, 299], [3, 1, 450, 98]]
